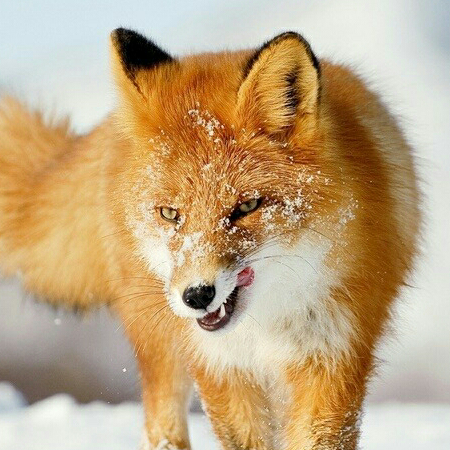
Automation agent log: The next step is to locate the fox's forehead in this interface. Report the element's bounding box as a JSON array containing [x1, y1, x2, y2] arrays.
[[146, 151, 268, 212], [136, 51, 251, 132], [157, 50, 251, 108], [143, 108, 298, 209]]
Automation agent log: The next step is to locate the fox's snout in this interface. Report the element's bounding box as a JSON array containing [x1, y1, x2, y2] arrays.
[[180, 266, 255, 312], [168, 261, 256, 332]]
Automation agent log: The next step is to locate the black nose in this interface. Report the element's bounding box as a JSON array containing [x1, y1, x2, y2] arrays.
[[182, 284, 216, 310]]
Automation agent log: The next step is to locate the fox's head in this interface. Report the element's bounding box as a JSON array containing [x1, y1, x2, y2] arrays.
[[110, 29, 356, 335]]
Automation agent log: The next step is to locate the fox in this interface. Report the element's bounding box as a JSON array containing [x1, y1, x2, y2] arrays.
[[0, 28, 420, 449]]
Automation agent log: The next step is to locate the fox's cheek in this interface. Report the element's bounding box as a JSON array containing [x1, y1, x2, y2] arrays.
[[126, 207, 177, 283], [137, 234, 174, 283]]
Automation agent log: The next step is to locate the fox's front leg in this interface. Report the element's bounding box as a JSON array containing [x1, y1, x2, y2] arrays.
[[138, 341, 192, 450], [115, 299, 192, 450], [284, 351, 371, 450], [193, 367, 274, 450]]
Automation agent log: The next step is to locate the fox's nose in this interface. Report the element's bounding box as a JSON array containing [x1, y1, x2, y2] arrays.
[[182, 284, 216, 310]]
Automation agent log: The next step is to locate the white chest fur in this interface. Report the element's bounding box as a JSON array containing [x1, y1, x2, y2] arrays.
[[190, 238, 355, 379]]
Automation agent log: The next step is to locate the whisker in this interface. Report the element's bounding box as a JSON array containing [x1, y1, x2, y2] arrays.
[[126, 298, 167, 306], [243, 312, 263, 329], [268, 259, 304, 281], [100, 228, 128, 240], [246, 253, 318, 275], [111, 291, 164, 304], [116, 302, 166, 333], [134, 305, 171, 356], [121, 307, 152, 335], [239, 232, 288, 259], [125, 303, 170, 336], [146, 306, 171, 340], [302, 225, 355, 260], [161, 311, 176, 340], [105, 276, 165, 284]]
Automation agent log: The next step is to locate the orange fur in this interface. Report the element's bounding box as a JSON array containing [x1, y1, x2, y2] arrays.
[[0, 30, 420, 450]]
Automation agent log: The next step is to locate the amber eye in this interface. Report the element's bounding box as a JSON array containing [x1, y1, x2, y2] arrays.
[[230, 198, 263, 222], [239, 199, 259, 213], [160, 207, 179, 223]]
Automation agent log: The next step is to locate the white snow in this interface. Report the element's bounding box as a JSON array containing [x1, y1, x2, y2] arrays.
[[0, 383, 449, 450], [187, 108, 224, 139]]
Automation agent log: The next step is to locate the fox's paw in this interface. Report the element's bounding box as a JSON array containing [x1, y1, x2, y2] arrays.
[[140, 432, 187, 450], [154, 440, 186, 450]]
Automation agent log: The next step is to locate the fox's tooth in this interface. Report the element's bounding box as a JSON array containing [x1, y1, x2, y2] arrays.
[[223, 298, 228, 304], [219, 303, 226, 318]]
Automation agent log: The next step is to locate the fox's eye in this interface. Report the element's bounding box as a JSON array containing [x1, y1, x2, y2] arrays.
[[160, 207, 179, 223], [239, 199, 259, 213], [230, 198, 263, 221]]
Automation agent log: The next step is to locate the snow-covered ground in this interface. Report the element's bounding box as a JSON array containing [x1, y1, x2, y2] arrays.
[[1, 383, 449, 450]]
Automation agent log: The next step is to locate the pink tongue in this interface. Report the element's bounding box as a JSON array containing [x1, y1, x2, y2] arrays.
[[237, 267, 254, 287]]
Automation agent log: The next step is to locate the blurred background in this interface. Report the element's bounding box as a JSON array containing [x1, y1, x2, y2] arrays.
[[0, 0, 449, 406]]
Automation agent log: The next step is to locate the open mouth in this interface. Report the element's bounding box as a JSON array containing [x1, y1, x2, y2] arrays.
[[196, 267, 254, 332], [196, 286, 240, 331]]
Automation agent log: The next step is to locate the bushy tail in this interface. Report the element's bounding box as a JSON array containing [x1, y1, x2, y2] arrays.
[[0, 97, 74, 275], [0, 96, 73, 182]]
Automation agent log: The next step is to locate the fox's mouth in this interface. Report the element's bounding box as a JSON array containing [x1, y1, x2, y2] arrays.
[[196, 286, 240, 331], [196, 267, 254, 332]]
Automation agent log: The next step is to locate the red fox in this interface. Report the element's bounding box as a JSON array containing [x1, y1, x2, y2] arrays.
[[0, 29, 420, 449]]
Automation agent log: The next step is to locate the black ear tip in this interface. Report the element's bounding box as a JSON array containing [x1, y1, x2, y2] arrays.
[[111, 27, 154, 53], [111, 27, 127, 40], [244, 31, 320, 78], [111, 28, 145, 45], [111, 28, 132, 48], [111, 27, 173, 74], [271, 31, 320, 73]]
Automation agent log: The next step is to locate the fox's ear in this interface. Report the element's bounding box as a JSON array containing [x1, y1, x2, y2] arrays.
[[236, 32, 320, 138], [110, 28, 174, 100]]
